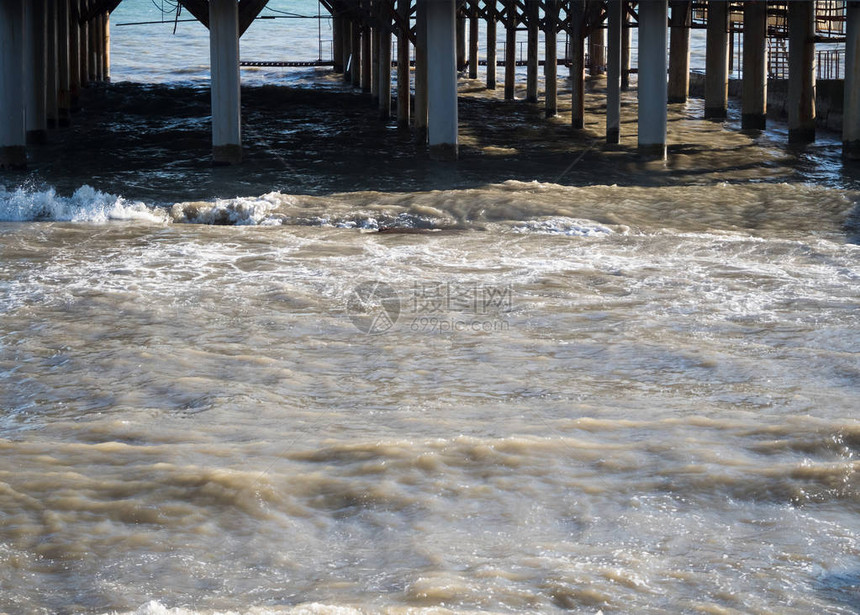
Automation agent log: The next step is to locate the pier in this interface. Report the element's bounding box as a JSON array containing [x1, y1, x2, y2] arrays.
[[1, 0, 859, 168]]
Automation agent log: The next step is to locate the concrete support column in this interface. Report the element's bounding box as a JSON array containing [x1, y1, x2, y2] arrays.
[[88, 10, 97, 82], [570, 0, 585, 128], [742, 0, 767, 129], [415, 0, 429, 137], [588, 1, 605, 75], [92, 12, 102, 82], [487, 7, 497, 89], [80, 0, 89, 86], [487, 6, 498, 90], [667, 0, 691, 103], [361, 21, 372, 92], [545, 0, 558, 116], [788, 0, 816, 143], [333, 16, 344, 72], [457, 14, 466, 71], [379, 23, 392, 119], [469, 6, 479, 78], [103, 11, 110, 81], [606, 0, 621, 143], [69, 0, 80, 107], [209, 0, 242, 164], [504, 0, 516, 100], [351, 20, 361, 86], [621, 1, 631, 90], [371, 24, 380, 102], [343, 18, 353, 82], [57, 0, 71, 125], [46, 0, 59, 127], [1, 0, 26, 168], [397, 0, 410, 127], [426, 0, 458, 160], [526, 0, 539, 102], [25, 0, 48, 144], [845, 1, 860, 159], [637, 0, 668, 159], [704, 0, 729, 119]]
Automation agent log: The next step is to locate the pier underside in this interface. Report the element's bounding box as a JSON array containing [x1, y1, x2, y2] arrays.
[[1, 0, 859, 169]]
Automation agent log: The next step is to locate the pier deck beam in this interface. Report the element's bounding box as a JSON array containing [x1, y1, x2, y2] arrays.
[[845, 1, 860, 159], [704, 0, 729, 119], [209, 0, 242, 165], [668, 0, 690, 103], [1, 0, 26, 168], [25, 0, 48, 144], [427, 0, 458, 160], [742, 0, 767, 130], [788, 0, 816, 143], [606, 0, 621, 142], [486, 8, 497, 89], [637, 0, 668, 159]]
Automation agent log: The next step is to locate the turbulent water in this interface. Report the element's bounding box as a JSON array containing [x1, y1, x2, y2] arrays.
[[1, 1, 860, 614]]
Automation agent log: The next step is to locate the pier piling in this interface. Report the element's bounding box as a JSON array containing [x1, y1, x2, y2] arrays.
[[504, 0, 516, 100], [25, 0, 48, 144], [209, 0, 242, 164], [637, 0, 668, 159], [606, 0, 621, 142], [704, 0, 729, 119], [788, 0, 816, 143], [570, 0, 585, 128], [57, 0, 71, 126], [426, 0, 458, 160], [845, 1, 860, 159], [415, 0, 429, 138], [742, 0, 767, 130], [668, 0, 691, 103], [378, 19, 392, 119], [545, 0, 558, 117], [0, 0, 26, 169], [69, 0, 80, 107], [469, 5, 478, 79], [397, 0, 410, 127], [526, 0, 539, 103], [486, 5, 497, 90]]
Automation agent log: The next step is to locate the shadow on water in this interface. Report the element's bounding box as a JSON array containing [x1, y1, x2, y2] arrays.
[[817, 570, 860, 614], [3, 79, 860, 205]]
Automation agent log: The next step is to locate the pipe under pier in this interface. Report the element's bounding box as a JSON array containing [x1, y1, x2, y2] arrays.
[[2, 0, 860, 168]]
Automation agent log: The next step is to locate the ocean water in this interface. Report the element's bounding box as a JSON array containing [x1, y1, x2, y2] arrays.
[[1, 2, 859, 614]]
